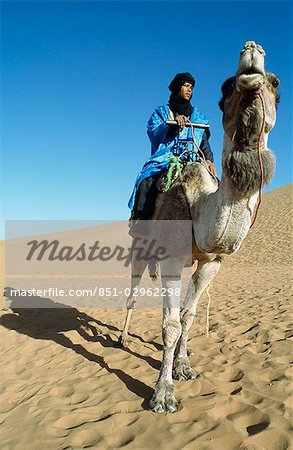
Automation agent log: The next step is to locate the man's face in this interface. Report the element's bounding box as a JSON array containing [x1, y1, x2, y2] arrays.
[[177, 82, 193, 101]]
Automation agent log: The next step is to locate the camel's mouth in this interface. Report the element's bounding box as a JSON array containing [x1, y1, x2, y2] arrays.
[[236, 72, 264, 91], [239, 67, 264, 76]]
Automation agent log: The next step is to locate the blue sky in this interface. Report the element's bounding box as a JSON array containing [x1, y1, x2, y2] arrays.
[[1, 1, 292, 237]]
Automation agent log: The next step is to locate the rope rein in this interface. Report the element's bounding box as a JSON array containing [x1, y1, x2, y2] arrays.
[[185, 118, 210, 171], [186, 118, 218, 183], [163, 119, 218, 193], [249, 91, 266, 228]]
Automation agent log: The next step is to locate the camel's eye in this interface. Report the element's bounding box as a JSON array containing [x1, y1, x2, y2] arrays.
[[272, 78, 280, 88]]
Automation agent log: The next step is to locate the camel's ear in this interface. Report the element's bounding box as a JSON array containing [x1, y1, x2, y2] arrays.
[[219, 77, 236, 111]]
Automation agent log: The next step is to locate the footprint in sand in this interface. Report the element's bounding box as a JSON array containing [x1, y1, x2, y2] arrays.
[[284, 395, 293, 419], [50, 385, 75, 398], [228, 404, 271, 436], [47, 425, 69, 438], [192, 379, 216, 396], [241, 429, 291, 450], [70, 429, 104, 448], [70, 392, 89, 405], [242, 390, 264, 406], [53, 414, 87, 430], [208, 397, 247, 422], [107, 433, 135, 448], [0, 395, 18, 413], [230, 385, 243, 395], [256, 331, 270, 344], [236, 338, 251, 348], [111, 412, 140, 427], [37, 397, 61, 409], [261, 369, 286, 383], [249, 343, 271, 354], [218, 367, 244, 382], [230, 323, 259, 337], [220, 343, 246, 357]]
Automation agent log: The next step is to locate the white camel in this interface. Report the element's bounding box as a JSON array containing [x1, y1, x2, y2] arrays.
[[120, 41, 279, 412]]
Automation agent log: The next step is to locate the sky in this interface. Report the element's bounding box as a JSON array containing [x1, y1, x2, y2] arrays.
[[1, 1, 292, 237]]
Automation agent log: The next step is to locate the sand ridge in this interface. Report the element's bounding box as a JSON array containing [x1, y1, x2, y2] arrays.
[[0, 184, 292, 449]]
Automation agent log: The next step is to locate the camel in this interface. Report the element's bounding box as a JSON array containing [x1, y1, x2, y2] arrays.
[[120, 41, 280, 413]]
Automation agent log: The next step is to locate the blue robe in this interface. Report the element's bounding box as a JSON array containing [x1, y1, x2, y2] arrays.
[[128, 104, 209, 210]]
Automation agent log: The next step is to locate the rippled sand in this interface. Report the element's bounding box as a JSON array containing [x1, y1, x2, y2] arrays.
[[0, 184, 292, 449]]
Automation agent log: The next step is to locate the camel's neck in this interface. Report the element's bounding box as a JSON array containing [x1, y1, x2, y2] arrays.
[[195, 176, 258, 254], [193, 137, 259, 255]]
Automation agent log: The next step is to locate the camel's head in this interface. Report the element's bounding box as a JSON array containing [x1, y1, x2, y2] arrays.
[[219, 41, 279, 195]]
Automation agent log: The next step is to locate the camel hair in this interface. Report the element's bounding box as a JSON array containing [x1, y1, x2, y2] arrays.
[[119, 41, 280, 413]]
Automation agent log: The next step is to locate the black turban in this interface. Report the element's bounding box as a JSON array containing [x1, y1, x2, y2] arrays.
[[168, 72, 195, 94]]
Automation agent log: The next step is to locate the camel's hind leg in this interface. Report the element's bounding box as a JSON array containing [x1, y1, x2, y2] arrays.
[[118, 256, 148, 347], [173, 257, 221, 381]]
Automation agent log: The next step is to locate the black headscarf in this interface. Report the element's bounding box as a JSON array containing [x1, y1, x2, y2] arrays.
[[168, 72, 195, 117]]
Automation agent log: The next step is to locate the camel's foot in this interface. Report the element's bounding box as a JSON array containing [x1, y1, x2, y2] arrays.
[[116, 334, 129, 348], [173, 357, 198, 381], [149, 382, 178, 413], [187, 347, 195, 356]]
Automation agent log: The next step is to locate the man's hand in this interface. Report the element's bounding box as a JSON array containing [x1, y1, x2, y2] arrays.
[[175, 114, 187, 127], [206, 160, 217, 178]]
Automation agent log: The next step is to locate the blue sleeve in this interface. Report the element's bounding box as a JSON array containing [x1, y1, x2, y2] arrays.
[[200, 129, 214, 162], [147, 107, 169, 149]]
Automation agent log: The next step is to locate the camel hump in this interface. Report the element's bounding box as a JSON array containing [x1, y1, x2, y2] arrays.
[[181, 162, 201, 182], [155, 164, 200, 221]]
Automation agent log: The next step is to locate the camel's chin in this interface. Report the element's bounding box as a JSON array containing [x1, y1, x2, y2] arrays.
[[237, 73, 264, 91]]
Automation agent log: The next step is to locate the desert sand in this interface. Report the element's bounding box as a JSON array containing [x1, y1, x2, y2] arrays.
[[0, 184, 292, 450]]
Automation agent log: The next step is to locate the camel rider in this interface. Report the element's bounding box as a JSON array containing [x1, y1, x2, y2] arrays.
[[128, 72, 217, 225]]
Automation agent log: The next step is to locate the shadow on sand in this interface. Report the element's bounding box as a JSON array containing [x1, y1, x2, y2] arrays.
[[0, 287, 163, 409]]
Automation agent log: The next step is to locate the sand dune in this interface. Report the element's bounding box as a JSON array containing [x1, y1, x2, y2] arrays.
[[0, 184, 292, 449]]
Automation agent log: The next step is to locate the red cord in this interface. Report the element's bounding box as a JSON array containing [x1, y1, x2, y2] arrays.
[[185, 96, 266, 229], [250, 92, 266, 228], [185, 118, 218, 183]]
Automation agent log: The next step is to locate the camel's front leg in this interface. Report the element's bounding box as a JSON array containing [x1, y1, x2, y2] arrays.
[[149, 258, 184, 413], [173, 257, 221, 381]]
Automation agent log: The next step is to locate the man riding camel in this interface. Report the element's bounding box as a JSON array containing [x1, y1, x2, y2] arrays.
[[128, 72, 217, 232]]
